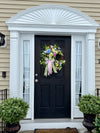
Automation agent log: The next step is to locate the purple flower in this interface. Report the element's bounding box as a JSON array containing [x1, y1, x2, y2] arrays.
[[50, 45, 53, 48], [45, 61, 48, 64], [44, 51, 47, 53], [54, 53, 56, 56]]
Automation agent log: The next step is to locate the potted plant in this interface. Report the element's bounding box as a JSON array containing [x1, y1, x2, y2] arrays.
[[0, 98, 29, 133], [94, 116, 100, 133], [78, 95, 100, 132]]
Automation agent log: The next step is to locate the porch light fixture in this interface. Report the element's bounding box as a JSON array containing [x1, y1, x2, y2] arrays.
[[98, 39, 100, 49], [98, 59, 100, 64], [0, 32, 6, 47]]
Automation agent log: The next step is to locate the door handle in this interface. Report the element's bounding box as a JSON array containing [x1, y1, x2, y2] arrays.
[[35, 79, 38, 82]]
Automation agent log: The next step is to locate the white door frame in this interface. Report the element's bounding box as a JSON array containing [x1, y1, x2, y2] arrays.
[[19, 32, 94, 119], [6, 5, 99, 120]]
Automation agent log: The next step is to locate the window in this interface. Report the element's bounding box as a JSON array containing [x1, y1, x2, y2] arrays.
[[75, 41, 82, 106], [23, 40, 30, 105]]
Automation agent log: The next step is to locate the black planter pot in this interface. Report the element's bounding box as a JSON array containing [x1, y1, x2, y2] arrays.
[[83, 113, 96, 132], [6, 123, 21, 133]]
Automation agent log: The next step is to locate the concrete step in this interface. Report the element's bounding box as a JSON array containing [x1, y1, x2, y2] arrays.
[[20, 119, 96, 133]]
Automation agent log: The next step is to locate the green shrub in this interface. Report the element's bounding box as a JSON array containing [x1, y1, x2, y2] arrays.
[[78, 95, 100, 114], [0, 98, 29, 124], [95, 116, 100, 133]]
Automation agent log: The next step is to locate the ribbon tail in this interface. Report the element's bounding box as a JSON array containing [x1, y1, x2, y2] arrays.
[[48, 60, 52, 75], [52, 63, 57, 73], [44, 65, 48, 77]]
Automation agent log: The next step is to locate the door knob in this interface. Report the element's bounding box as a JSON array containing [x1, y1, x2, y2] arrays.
[[35, 79, 38, 82], [35, 74, 38, 76]]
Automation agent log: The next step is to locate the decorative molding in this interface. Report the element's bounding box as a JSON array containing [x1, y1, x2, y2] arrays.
[[7, 26, 98, 34], [71, 35, 76, 119], [6, 5, 99, 30], [10, 31, 20, 98], [10, 31, 19, 38], [86, 33, 95, 95]]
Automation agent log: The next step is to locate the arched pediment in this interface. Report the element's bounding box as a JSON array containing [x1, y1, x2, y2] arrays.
[[6, 5, 99, 27]]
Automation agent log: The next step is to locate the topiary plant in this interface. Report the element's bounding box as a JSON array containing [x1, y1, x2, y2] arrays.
[[78, 95, 100, 114], [0, 98, 29, 124]]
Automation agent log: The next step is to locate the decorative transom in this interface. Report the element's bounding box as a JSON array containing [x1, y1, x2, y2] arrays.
[[6, 5, 99, 27]]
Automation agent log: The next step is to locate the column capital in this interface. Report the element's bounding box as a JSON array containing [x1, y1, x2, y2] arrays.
[[10, 31, 19, 38], [86, 33, 95, 40]]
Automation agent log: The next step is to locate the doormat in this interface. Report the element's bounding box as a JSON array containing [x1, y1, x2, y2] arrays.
[[34, 127, 79, 133]]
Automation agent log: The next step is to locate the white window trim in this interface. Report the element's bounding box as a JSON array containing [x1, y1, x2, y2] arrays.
[[72, 35, 85, 118], [20, 34, 33, 118]]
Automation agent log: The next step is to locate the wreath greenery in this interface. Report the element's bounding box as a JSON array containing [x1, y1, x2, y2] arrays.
[[40, 44, 66, 77]]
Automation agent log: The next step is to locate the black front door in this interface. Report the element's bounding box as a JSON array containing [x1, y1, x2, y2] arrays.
[[34, 35, 71, 118]]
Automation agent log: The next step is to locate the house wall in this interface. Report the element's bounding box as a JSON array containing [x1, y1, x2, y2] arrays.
[[0, 0, 100, 92]]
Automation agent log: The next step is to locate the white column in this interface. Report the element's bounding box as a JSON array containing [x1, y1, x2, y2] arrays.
[[10, 31, 19, 97], [86, 33, 95, 95]]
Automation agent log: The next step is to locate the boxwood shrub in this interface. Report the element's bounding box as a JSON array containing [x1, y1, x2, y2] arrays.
[[0, 98, 29, 124], [78, 95, 100, 114]]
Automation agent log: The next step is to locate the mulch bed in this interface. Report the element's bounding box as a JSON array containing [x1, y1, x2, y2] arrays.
[[34, 127, 79, 133]]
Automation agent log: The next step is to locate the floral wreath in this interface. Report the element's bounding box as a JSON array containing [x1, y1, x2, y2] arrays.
[[40, 44, 66, 77]]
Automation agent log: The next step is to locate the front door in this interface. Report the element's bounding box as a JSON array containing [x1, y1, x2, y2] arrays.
[[34, 35, 71, 118]]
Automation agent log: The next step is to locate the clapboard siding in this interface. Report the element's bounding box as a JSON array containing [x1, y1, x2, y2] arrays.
[[0, 77, 9, 81], [0, 54, 10, 59], [0, 68, 9, 72], [0, 0, 100, 91], [0, 86, 9, 90]]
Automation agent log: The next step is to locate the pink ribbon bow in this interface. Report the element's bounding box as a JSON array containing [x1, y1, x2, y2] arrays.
[[47, 60, 53, 75]]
